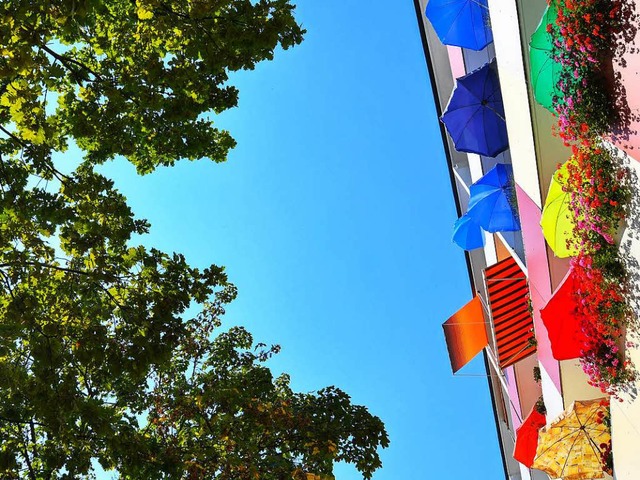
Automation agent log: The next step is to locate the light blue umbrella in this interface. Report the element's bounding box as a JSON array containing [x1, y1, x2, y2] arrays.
[[426, 0, 493, 51], [452, 214, 486, 250], [467, 163, 520, 232]]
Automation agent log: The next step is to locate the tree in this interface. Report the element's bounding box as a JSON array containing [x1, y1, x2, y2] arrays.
[[0, 1, 389, 479]]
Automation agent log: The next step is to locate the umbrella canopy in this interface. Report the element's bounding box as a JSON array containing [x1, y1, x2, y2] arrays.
[[467, 163, 520, 232], [529, 4, 563, 112], [533, 398, 611, 480], [540, 268, 589, 360], [541, 160, 579, 258], [514, 406, 546, 468], [425, 0, 493, 51], [452, 214, 486, 250], [440, 60, 509, 157]]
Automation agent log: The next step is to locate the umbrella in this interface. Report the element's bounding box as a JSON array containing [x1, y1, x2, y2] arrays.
[[532, 398, 611, 480], [440, 60, 509, 157], [529, 4, 563, 112], [425, 0, 493, 51], [540, 267, 589, 360], [452, 214, 486, 250], [513, 405, 546, 468], [541, 160, 579, 258], [467, 163, 520, 232]]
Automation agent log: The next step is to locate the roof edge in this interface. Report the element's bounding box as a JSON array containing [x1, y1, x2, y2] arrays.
[[411, 2, 509, 478]]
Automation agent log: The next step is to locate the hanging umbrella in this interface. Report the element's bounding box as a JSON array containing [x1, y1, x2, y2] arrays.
[[425, 0, 493, 51], [452, 214, 486, 250], [513, 405, 546, 468], [467, 163, 520, 232], [529, 4, 563, 112], [540, 267, 589, 360], [440, 60, 509, 157], [541, 160, 579, 258], [532, 398, 611, 480]]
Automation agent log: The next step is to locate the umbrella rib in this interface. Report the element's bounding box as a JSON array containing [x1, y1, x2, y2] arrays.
[[434, 0, 490, 49], [582, 403, 602, 426], [575, 403, 608, 470], [584, 431, 606, 468], [535, 428, 578, 458], [559, 429, 583, 479], [453, 104, 484, 146], [481, 65, 506, 122], [471, 0, 485, 50], [553, 192, 566, 251], [442, 3, 472, 46], [470, 0, 489, 10], [584, 425, 608, 433], [483, 103, 506, 122], [549, 180, 572, 252], [444, 79, 474, 110]]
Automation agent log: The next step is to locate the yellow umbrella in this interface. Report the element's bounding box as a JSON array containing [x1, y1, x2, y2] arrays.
[[541, 160, 579, 258], [532, 398, 611, 480]]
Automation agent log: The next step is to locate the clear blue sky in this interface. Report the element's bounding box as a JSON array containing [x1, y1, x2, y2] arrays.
[[101, 1, 505, 478]]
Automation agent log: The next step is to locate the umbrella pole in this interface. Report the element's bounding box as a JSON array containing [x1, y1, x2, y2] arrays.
[[483, 344, 511, 404], [477, 285, 500, 361]]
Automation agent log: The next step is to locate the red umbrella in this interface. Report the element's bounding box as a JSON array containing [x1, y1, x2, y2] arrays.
[[513, 406, 546, 468], [540, 268, 589, 360]]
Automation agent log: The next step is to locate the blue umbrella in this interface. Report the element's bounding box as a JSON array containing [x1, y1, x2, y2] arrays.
[[452, 214, 486, 250], [426, 0, 493, 51], [441, 60, 509, 157], [467, 163, 520, 232]]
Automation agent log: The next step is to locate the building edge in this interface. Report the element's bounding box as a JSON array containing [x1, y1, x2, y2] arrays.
[[411, 1, 510, 479]]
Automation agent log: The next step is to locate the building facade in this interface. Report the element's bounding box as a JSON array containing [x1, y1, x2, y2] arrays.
[[413, 1, 640, 479]]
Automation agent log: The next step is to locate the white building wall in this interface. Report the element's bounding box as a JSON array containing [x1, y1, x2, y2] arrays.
[[610, 154, 640, 479], [485, 0, 542, 208]]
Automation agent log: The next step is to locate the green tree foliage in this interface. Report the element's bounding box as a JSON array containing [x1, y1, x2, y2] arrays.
[[0, 1, 389, 478]]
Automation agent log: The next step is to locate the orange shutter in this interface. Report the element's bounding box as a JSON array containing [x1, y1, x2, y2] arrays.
[[442, 296, 489, 373], [485, 257, 536, 368]]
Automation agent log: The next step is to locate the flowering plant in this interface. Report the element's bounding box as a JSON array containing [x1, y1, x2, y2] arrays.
[[561, 143, 629, 247], [547, 0, 627, 143], [572, 252, 636, 393], [560, 142, 636, 395], [539, 0, 637, 396]]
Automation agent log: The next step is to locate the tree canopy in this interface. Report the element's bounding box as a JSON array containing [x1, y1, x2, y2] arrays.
[[0, 1, 389, 479]]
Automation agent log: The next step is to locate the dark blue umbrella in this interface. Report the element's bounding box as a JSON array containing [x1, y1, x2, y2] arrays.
[[426, 0, 493, 51], [441, 60, 508, 157], [467, 163, 520, 232], [452, 214, 486, 250]]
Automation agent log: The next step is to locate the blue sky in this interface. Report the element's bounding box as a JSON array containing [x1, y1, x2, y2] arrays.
[[101, 1, 505, 478]]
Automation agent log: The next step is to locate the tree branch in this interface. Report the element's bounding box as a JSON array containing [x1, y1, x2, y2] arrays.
[[0, 415, 46, 427], [0, 260, 118, 281], [39, 44, 102, 82], [19, 427, 37, 480], [0, 124, 27, 147], [29, 420, 38, 470], [0, 123, 70, 185]]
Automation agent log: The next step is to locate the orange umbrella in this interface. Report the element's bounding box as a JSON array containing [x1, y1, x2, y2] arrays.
[[540, 268, 589, 360]]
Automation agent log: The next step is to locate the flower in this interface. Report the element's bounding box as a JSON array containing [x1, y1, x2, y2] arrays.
[[537, 0, 636, 398], [546, 0, 626, 143], [562, 143, 635, 396]]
